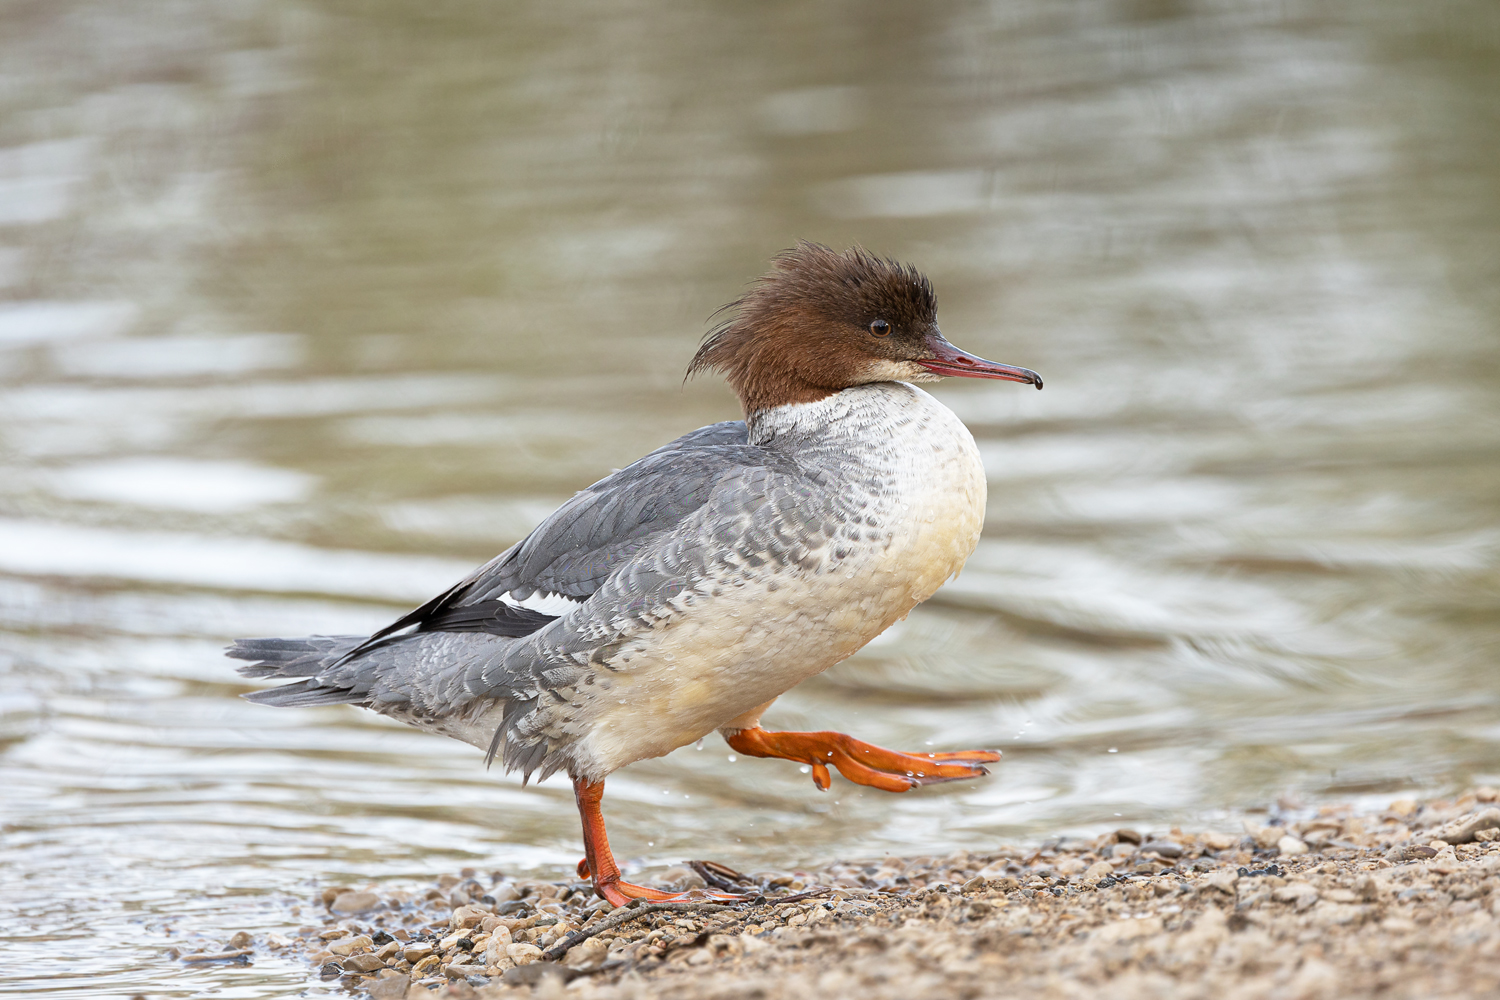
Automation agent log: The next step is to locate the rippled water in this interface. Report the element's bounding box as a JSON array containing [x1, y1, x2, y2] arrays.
[[2, 1, 1498, 995]]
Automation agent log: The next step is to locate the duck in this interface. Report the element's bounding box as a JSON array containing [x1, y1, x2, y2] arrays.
[[229, 241, 1042, 906]]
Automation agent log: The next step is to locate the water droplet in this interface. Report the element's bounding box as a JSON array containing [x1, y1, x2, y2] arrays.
[[799, 765, 811, 773], [648, 841, 654, 846], [727, 755, 737, 762], [1108, 748, 1118, 753], [695, 738, 704, 750]]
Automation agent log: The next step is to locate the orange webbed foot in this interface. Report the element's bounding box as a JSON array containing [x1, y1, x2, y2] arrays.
[[725, 727, 1000, 792], [575, 858, 751, 907]]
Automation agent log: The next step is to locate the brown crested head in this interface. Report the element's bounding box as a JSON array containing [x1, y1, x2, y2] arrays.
[[689, 242, 1040, 418]]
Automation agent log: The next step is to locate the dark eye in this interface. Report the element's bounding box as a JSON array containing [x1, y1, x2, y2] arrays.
[[869, 319, 891, 337]]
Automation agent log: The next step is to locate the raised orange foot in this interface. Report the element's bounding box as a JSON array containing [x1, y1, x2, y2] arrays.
[[724, 727, 1000, 793]]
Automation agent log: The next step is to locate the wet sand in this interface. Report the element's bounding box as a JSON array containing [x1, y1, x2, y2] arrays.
[[191, 788, 1500, 999]]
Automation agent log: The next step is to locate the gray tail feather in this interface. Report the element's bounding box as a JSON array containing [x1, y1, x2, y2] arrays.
[[228, 635, 368, 708]]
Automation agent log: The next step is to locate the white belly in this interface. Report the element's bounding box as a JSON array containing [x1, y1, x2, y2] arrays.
[[571, 382, 986, 777]]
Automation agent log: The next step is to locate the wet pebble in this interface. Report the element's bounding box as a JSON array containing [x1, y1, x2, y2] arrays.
[[367, 974, 410, 1000], [329, 890, 381, 914], [342, 953, 385, 973], [1277, 835, 1310, 856], [1140, 840, 1183, 858], [507, 942, 544, 966], [327, 934, 372, 956]]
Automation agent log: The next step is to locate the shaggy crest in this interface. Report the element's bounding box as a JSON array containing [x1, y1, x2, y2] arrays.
[[688, 242, 940, 415]]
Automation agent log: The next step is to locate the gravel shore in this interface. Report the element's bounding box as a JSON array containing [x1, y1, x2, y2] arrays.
[[193, 788, 1500, 998]]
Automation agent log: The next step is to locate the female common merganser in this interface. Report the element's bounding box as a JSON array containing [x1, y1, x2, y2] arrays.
[[230, 242, 1042, 906]]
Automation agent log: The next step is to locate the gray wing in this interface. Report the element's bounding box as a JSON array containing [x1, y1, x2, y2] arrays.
[[338, 420, 757, 656], [466, 454, 833, 779], [231, 417, 830, 781]]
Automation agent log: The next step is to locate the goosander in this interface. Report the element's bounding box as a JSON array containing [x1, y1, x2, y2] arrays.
[[230, 242, 1042, 906]]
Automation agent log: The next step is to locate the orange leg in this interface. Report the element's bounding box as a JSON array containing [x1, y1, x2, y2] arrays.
[[724, 727, 1000, 793], [573, 778, 747, 907]]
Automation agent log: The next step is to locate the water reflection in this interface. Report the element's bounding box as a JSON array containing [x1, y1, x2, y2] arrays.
[[1, 0, 1497, 996]]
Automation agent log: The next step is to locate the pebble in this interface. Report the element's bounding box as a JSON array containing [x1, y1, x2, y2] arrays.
[[327, 934, 373, 956], [367, 974, 410, 1000], [329, 890, 381, 914], [1277, 835, 1310, 856], [564, 937, 610, 971], [343, 953, 385, 973], [403, 942, 434, 963], [1272, 881, 1320, 910], [1140, 840, 1183, 858], [1200, 870, 1240, 894], [507, 942, 544, 966]]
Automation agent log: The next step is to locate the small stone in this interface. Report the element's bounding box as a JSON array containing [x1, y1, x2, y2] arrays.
[[1200, 870, 1239, 895], [1253, 825, 1287, 849], [1140, 840, 1183, 859], [409, 954, 440, 978], [960, 876, 986, 893], [452, 905, 488, 929], [1389, 799, 1418, 818], [1477, 787, 1498, 803], [331, 891, 381, 914], [563, 937, 609, 971], [1055, 856, 1087, 876], [1114, 828, 1142, 845], [320, 886, 343, 907], [1083, 861, 1114, 882], [318, 961, 344, 980], [1277, 835, 1310, 856], [344, 953, 386, 973], [1199, 832, 1238, 851], [377, 941, 403, 960], [1273, 882, 1320, 910], [1093, 916, 1163, 943], [1109, 842, 1137, 860], [506, 942, 544, 966], [368, 973, 411, 1000], [403, 943, 435, 963], [319, 928, 350, 941], [444, 962, 486, 978], [328, 935, 374, 956], [1430, 808, 1500, 845], [227, 931, 253, 950]]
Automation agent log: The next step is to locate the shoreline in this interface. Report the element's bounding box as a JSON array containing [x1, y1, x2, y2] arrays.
[[185, 787, 1500, 998]]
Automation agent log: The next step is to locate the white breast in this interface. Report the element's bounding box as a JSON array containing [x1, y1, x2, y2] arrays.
[[567, 383, 988, 778]]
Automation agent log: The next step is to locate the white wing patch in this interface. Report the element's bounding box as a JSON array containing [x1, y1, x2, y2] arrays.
[[498, 591, 584, 616]]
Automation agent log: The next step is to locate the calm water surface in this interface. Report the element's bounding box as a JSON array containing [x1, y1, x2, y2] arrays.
[[1, 1, 1498, 995]]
